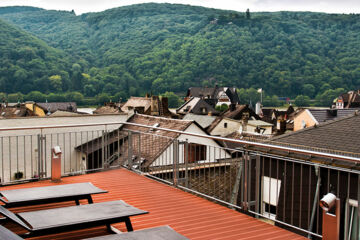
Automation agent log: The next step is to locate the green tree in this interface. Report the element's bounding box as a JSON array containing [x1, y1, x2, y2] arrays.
[[7, 92, 24, 102], [161, 91, 182, 108], [294, 95, 310, 107], [48, 75, 62, 92], [96, 93, 111, 105], [25, 91, 46, 102]]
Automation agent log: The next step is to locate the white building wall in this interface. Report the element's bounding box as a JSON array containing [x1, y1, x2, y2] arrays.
[[0, 114, 129, 182], [247, 125, 273, 135], [210, 119, 241, 137], [151, 123, 231, 166]]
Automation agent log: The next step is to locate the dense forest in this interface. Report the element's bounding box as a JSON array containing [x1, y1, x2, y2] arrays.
[[0, 4, 359, 106]]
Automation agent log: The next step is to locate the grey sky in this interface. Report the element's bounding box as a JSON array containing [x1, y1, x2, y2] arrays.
[[0, 0, 359, 15]]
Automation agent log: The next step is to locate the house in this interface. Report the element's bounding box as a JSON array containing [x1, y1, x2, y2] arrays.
[[36, 102, 77, 115], [221, 104, 260, 121], [94, 102, 123, 114], [333, 90, 360, 109], [185, 86, 239, 107], [260, 106, 295, 133], [115, 114, 231, 169], [121, 95, 173, 117], [206, 104, 261, 136], [0, 103, 33, 118], [293, 108, 359, 131], [176, 97, 219, 116]]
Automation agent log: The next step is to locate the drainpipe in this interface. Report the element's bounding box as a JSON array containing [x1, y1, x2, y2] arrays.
[[308, 165, 321, 239]]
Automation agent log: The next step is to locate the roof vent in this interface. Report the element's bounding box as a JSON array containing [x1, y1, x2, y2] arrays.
[[150, 123, 160, 131]]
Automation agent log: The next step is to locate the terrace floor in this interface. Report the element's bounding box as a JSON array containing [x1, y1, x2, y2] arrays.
[[2, 168, 307, 240]]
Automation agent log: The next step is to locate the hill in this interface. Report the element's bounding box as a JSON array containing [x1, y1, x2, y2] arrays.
[[0, 3, 360, 104], [0, 18, 71, 94]]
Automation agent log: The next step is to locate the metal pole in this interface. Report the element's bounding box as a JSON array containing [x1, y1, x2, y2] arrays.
[[173, 140, 179, 186], [308, 165, 321, 239], [128, 131, 133, 170]]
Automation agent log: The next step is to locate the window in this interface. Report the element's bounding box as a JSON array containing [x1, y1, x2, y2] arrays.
[[224, 122, 228, 128], [345, 199, 360, 240], [262, 176, 281, 220], [186, 143, 207, 163]]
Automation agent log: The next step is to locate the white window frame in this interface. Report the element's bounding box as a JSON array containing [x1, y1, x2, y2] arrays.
[[262, 176, 281, 220]]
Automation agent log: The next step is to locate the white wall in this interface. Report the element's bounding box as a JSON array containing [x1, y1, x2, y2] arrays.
[[0, 114, 128, 182], [247, 125, 273, 135], [210, 118, 241, 137], [151, 123, 231, 167]]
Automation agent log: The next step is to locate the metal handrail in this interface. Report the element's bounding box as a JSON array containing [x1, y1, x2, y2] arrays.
[[0, 121, 359, 163]]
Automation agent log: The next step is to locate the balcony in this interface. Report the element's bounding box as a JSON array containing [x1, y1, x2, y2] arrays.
[[2, 168, 305, 240], [0, 116, 359, 239]]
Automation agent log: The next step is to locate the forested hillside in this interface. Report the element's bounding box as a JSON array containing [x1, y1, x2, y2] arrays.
[[0, 18, 70, 94], [0, 3, 360, 106]]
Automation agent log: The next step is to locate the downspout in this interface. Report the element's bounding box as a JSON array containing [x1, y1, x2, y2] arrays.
[[308, 165, 321, 239]]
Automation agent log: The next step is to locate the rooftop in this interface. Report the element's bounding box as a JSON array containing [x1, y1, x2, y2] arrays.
[[2, 168, 305, 240], [272, 112, 360, 156]]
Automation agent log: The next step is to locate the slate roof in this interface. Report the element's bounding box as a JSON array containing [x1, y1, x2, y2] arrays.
[[119, 114, 194, 167], [221, 104, 260, 120], [186, 86, 239, 104], [272, 112, 360, 155], [37, 102, 77, 113], [182, 113, 217, 129], [307, 108, 360, 123], [176, 97, 218, 115]]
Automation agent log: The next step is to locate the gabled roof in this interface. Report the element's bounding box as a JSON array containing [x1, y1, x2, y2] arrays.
[[176, 97, 218, 115], [120, 114, 194, 167], [186, 86, 239, 104], [182, 113, 217, 129], [272, 112, 360, 155], [222, 104, 260, 120], [121, 97, 151, 113], [36, 102, 77, 113]]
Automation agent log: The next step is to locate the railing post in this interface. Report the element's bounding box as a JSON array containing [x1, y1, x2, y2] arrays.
[[184, 140, 189, 188], [255, 154, 261, 217], [101, 130, 105, 169], [243, 151, 249, 211], [128, 131, 133, 170], [173, 139, 179, 186]]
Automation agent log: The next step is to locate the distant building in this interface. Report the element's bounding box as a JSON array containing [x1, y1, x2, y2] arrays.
[[293, 108, 359, 131], [333, 90, 360, 109], [176, 97, 219, 116], [121, 95, 173, 117], [185, 86, 239, 107], [36, 102, 77, 115]]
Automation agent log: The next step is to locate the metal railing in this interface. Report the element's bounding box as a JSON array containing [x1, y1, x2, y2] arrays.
[[1, 121, 360, 239]]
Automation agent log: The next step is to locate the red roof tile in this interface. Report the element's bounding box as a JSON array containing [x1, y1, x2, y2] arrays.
[[1, 168, 306, 240]]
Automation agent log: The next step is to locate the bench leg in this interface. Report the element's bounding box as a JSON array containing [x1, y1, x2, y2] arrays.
[[75, 199, 80, 205], [124, 217, 133, 232], [106, 224, 123, 234], [87, 196, 94, 204]]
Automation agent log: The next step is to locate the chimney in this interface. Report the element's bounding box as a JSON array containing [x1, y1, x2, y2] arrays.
[[255, 102, 261, 115], [328, 109, 337, 117], [229, 103, 236, 111], [151, 96, 159, 116], [161, 97, 169, 109]]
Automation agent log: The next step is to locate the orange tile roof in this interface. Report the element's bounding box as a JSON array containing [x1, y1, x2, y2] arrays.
[[1, 168, 307, 240]]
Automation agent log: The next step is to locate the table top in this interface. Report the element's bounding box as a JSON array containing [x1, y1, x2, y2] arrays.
[[85, 226, 188, 240], [18, 200, 148, 230], [0, 182, 107, 204]]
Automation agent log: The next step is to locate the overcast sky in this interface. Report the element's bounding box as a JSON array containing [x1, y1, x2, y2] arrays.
[[0, 0, 359, 15]]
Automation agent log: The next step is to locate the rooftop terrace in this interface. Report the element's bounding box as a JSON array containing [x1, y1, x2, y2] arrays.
[[3, 168, 305, 240]]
